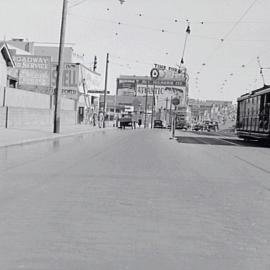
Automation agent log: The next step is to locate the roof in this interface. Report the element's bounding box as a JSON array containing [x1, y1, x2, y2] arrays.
[[238, 84, 270, 101], [6, 43, 31, 55], [240, 84, 270, 97], [0, 42, 15, 67]]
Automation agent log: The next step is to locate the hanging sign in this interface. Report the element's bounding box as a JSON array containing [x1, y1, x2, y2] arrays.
[[172, 97, 180, 106], [150, 68, 159, 79]]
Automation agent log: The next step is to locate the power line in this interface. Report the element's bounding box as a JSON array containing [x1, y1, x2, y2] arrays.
[[194, 0, 260, 94], [69, 0, 89, 9], [222, 0, 259, 41]]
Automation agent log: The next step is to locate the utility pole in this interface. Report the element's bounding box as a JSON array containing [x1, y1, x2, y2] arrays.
[[144, 79, 149, 128], [113, 91, 117, 127], [53, 0, 68, 133], [171, 105, 176, 138], [103, 53, 109, 128], [151, 82, 155, 128], [165, 97, 169, 123], [257, 56, 266, 86], [93, 55, 97, 72], [169, 96, 172, 127]]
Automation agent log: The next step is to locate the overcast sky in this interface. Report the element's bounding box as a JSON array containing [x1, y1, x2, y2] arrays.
[[1, 0, 270, 101]]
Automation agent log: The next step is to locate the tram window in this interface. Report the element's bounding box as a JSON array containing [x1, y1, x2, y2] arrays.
[[259, 94, 265, 113], [266, 93, 270, 114], [256, 96, 259, 113], [241, 102, 245, 116]]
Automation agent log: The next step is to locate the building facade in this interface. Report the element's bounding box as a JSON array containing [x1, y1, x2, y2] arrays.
[[116, 70, 189, 126], [188, 98, 235, 123]]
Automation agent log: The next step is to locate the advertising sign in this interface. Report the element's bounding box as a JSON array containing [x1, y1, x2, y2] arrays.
[[117, 79, 136, 90], [117, 78, 136, 96], [124, 105, 134, 112], [136, 83, 185, 96], [150, 68, 159, 79], [136, 82, 185, 109], [80, 65, 102, 92], [172, 97, 180, 106], [14, 55, 51, 70], [13, 55, 52, 94], [51, 63, 79, 99], [153, 63, 188, 81]]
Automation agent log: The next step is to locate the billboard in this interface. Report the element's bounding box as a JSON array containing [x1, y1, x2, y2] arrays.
[[12, 55, 80, 99], [14, 55, 51, 70], [117, 76, 187, 109], [153, 64, 188, 82], [13, 55, 52, 94], [117, 78, 136, 96], [136, 82, 185, 109]]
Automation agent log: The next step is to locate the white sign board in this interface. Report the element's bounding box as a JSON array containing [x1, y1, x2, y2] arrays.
[[124, 105, 134, 112]]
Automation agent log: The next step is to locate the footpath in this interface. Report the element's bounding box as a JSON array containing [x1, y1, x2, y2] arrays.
[[0, 121, 115, 148]]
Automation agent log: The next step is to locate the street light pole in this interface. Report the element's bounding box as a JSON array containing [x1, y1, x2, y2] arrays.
[[144, 79, 148, 128], [53, 0, 68, 133], [103, 53, 109, 128], [171, 105, 176, 138], [169, 96, 172, 127], [151, 81, 155, 129], [165, 97, 168, 125]]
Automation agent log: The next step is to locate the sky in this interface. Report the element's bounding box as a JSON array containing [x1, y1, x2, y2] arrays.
[[1, 0, 270, 102]]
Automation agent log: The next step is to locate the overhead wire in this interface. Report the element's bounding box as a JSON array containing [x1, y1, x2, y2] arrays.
[[193, 0, 260, 98], [69, 0, 90, 9], [68, 0, 266, 99]]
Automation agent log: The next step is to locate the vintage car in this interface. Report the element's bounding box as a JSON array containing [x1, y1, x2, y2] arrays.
[[119, 114, 133, 129], [153, 120, 164, 128]]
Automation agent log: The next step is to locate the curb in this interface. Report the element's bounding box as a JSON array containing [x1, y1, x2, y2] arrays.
[[0, 126, 115, 148]]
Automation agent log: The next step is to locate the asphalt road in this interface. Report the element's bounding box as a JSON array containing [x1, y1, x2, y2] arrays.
[[0, 128, 270, 270]]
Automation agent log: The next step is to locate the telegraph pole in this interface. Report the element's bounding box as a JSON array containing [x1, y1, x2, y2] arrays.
[[93, 55, 97, 72], [151, 82, 155, 129], [165, 97, 168, 126], [53, 0, 68, 133], [171, 105, 176, 138], [103, 53, 109, 128], [169, 96, 172, 128], [144, 79, 149, 128]]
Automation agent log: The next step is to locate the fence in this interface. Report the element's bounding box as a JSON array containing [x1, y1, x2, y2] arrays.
[[0, 87, 77, 129]]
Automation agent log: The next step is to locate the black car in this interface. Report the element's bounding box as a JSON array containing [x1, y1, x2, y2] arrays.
[[192, 124, 204, 131], [119, 115, 132, 129], [153, 120, 164, 128], [175, 123, 188, 130]]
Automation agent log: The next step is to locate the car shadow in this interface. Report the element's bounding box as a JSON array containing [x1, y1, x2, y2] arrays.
[[175, 135, 270, 148]]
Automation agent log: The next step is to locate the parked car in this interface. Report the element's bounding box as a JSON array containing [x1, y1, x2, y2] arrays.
[[119, 114, 132, 129], [153, 120, 164, 128], [192, 123, 204, 131], [203, 121, 219, 131], [175, 122, 190, 130]]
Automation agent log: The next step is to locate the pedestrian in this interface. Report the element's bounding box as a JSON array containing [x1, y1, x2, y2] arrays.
[[98, 112, 104, 128], [115, 114, 119, 128], [132, 113, 137, 129], [138, 118, 142, 128], [92, 113, 97, 126]]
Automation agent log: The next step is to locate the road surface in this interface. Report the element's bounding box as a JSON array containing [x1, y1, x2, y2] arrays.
[[0, 128, 270, 270]]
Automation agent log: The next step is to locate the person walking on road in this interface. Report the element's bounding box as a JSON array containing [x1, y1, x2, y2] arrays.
[[132, 113, 137, 129], [138, 118, 142, 128], [98, 112, 104, 128]]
